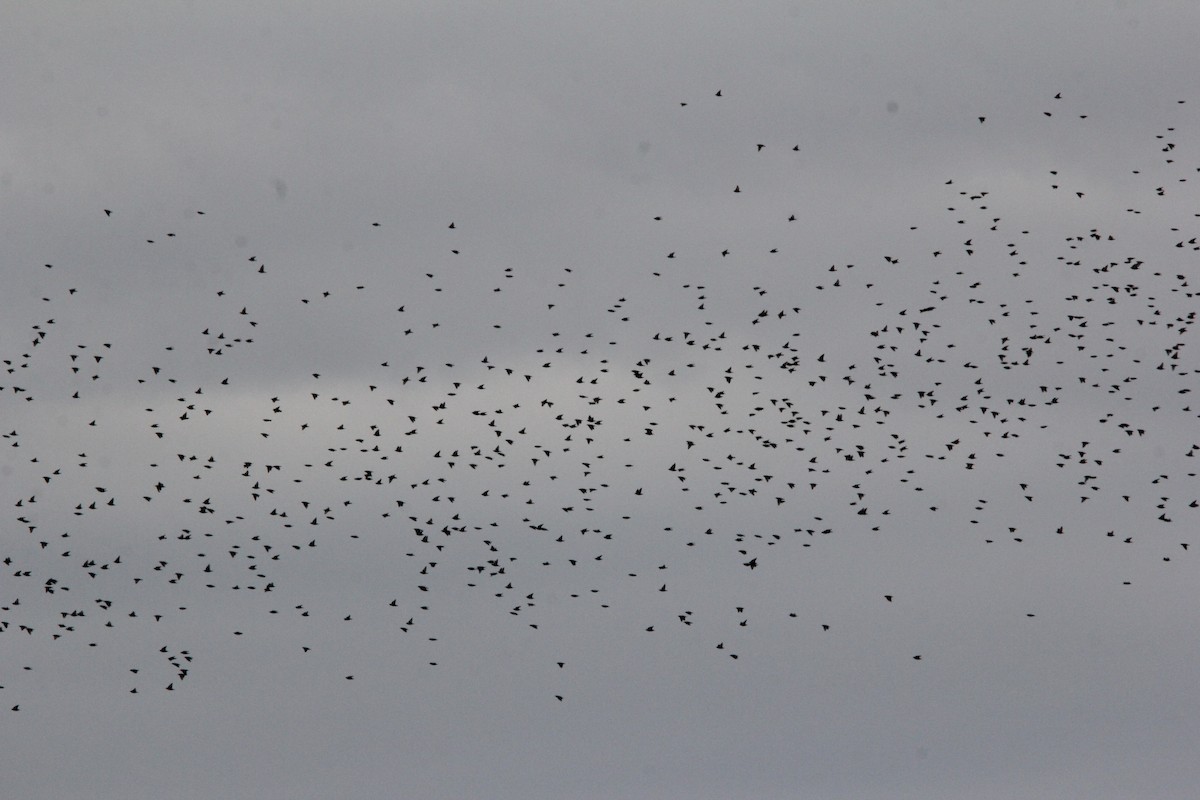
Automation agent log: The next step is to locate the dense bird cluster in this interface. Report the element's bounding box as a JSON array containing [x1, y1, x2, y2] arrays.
[[1, 91, 1196, 711]]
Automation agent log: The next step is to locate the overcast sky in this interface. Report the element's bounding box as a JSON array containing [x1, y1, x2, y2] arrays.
[[2, 3, 1199, 799]]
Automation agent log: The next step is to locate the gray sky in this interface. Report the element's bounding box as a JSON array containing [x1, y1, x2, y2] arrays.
[[3, 3, 1199, 798]]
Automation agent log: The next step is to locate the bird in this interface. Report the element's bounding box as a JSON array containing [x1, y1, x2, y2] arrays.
[[0, 80, 1193, 740]]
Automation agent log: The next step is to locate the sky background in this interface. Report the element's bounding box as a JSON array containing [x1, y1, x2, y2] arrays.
[[2, 3, 1199, 798]]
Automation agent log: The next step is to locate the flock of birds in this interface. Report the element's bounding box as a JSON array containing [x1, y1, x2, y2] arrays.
[[1, 90, 1196, 712]]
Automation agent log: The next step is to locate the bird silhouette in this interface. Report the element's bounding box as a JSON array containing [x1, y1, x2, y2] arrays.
[[0, 80, 1194, 733]]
